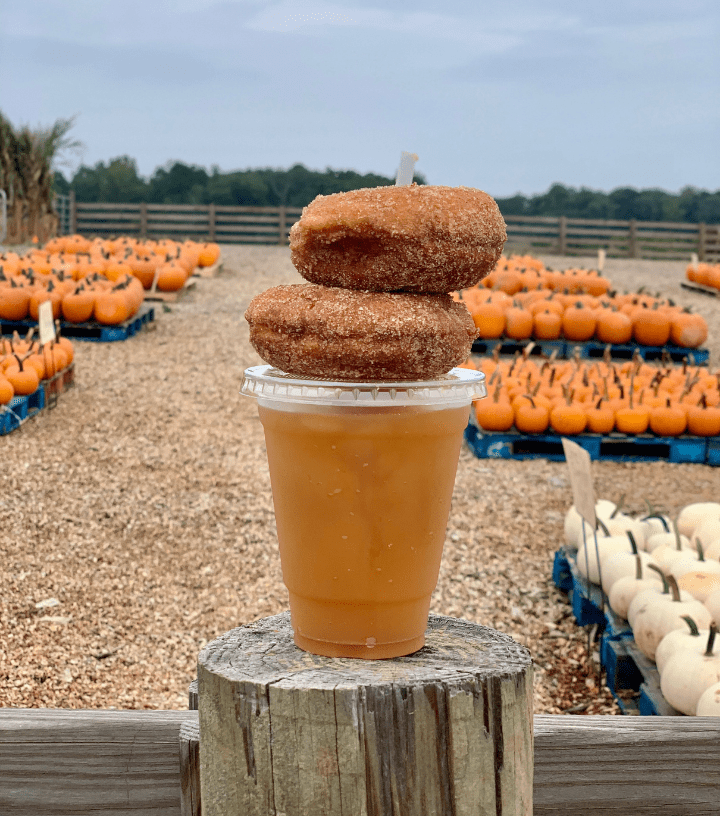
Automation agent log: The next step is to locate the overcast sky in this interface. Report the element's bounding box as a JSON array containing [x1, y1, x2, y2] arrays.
[[2, 0, 719, 197]]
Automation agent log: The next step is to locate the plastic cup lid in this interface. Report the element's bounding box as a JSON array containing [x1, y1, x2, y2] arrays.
[[241, 365, 486, 407]]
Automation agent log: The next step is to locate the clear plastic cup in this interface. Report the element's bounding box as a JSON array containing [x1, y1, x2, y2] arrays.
[[241, 365, 486, 659]]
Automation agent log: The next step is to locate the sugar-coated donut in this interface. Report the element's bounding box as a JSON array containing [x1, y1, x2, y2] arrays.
[[245, 283, 479, 381], [289, 184, 506, 294]]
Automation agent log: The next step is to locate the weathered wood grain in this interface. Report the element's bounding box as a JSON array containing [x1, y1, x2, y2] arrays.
[[2, 708, 720, 814], [0, 708, 191, 815], [533, 715, 720, 815], [198, 612, 533, 816], [179, 719, 200, 816]]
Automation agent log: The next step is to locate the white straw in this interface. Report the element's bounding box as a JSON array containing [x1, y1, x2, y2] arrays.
[[395, 152, 419, 186]]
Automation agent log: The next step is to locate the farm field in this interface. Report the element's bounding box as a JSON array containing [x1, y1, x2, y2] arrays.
[[1, 246, 719, 716]]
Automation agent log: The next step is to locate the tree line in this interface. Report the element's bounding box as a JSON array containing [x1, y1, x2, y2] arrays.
[[54, 157, 720, 225], [53, 157, 422, 210]]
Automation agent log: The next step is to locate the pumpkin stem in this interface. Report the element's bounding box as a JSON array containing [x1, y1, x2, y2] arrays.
[[647, 563, 669, 593], [680, 615, 700, 637], [634, 554, 643, 581], [610, 494, 625, 519], [666, 573, 682, 603], [695, 538, 705, 561], [596, 517, 610, 536], [704, 623, 717, 657], [641, 512, 670, 533], [672, 518, 683, 551], [626, 530, 638, 555]]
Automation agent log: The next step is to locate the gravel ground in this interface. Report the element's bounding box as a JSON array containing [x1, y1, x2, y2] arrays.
[[1, 246, 718, 715]]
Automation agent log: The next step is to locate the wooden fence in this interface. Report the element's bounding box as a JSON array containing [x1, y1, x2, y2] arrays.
[[504, 214, 720, 262], [51, 194, 720, 262], [1, 708, 719, 815]]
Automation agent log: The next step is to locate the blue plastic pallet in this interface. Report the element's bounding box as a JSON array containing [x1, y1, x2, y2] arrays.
[[553, 547, 681, 715], [600, 636, 681, 716], [0, 304, 155, 343], [0, 388, 45, 435], [470, 337, 708, 364], [552, 547, 631, 637], [574, 340, 708, 365], [464, 423, 714, 465], [471, 338, 566, 357]]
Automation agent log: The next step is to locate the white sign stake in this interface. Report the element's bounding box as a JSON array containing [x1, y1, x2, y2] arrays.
[[561, 438, 596, 528], [38, 300, 56, 346], [597, 248, 606, 272], [690, 252, 699, 269], [395, 151, 419, 186]]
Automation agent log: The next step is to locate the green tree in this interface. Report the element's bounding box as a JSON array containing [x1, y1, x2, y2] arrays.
[[148, 161, 209, 204]]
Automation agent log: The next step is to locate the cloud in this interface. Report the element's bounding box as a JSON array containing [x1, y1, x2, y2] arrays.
[[246, 0, 575, 52]]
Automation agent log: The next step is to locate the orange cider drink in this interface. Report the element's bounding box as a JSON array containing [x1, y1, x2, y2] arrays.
[[241, 366, 486, 659]]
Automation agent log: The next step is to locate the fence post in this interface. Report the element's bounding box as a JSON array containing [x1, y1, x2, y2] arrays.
[[628, 219, 638, 258], [278, 205, 286, 245], [69, 190, 77, 235], [139, 202, 148, 240], [208, 203, 216, 242], [558, 216, 567, 255], [196, 612, 533, 816], [698, 222, 707, 261]]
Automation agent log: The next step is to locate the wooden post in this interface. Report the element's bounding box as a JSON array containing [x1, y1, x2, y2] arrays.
[[628, 219, 638, 258], [208, 203, 216, 242], [69, 190, 77, 235], [278, 205, 287, 245], [139, 202, 148, 240], [698, 222, 707, 261], [180, 719, 201, 816], [558, 216, 567, 255], [197, 611, 533, 816]]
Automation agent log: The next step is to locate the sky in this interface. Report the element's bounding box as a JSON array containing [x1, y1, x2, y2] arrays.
[[2, 0, 719, 198]]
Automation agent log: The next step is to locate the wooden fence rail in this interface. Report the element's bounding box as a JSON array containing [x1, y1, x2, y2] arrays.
[[1, 708, 719, 815], [52, 194, 720, 262]]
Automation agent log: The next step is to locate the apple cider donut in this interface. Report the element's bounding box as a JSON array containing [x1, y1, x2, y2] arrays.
[[245, 283, 479, 381], [289, 184, 506, 293]]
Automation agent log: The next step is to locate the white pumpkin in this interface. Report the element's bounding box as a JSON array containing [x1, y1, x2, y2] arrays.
[[705, 589, 720, 626], [704, 539, 720, 561], [660, 625, 720, 715], [677, 502, 720, 538], [564, 501, 615, 547], [638, 513, 672, 539], [647, 529, 691, 555], [669, 543, 720, 584], [608, 556, 666, 620], [632, 576, 712, 661], [627, 584, 669, 628], [564, 506, 584, 546], [671, 555, 720, 579], [595, 499, 618, 520], [603, 514, 648, 550], [575, 534, 633, 585], [693, 516, 720, 546], [678, 571, 720, 603], [655, 616, 708, 674], [696, 681, 720, 716], [601, 550, 661, 596], [649, 535, 695, 575]]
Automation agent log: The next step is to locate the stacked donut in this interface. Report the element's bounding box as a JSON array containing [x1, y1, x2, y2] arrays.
[[245, 184, 507, 381]]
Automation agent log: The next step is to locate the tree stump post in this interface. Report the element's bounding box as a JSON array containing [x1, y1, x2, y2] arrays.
[[197, 611, 533, 816]]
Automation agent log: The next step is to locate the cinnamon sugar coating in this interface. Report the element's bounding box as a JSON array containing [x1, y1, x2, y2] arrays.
[[245, 284, 479, 381], [289, 184, 506, 293]]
